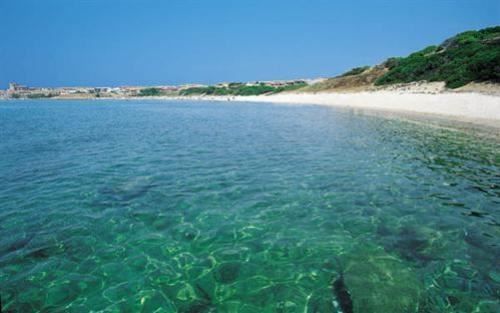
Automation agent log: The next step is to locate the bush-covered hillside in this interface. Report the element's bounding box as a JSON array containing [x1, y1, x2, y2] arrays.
[[375, 26, 500, 88], [180, 81, 307, 96], [340, 66, 370, 77], [300, 66, 387, 92]]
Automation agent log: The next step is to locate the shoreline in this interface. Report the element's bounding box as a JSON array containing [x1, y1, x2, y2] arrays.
[[230, 91, 500, 128], [2, 90, 500, 127], [230, 91, 500, 119], [138, 91, 500, 127]]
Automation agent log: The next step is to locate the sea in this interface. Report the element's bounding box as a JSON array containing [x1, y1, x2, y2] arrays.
[[0, 100, 499, 312]]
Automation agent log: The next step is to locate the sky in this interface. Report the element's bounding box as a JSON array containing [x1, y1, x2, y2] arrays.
[[0, 0, 498, 88]]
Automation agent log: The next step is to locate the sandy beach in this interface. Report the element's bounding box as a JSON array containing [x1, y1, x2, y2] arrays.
[[170, 90, 500, 125], [236, 92, 500, 120], [5, 87, 500, 126]]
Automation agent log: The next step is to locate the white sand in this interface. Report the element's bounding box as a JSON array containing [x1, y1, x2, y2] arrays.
[[224, 91, 500, 122], [76, 87, 500, 125]]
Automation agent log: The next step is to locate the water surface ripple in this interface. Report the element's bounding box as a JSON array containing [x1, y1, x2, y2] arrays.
[[0, 100, 499, 312]]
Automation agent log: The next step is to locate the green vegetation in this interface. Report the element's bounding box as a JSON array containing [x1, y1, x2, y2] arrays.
[[180, 81, 307, 96], [273, 82, 308, 93], [340, 66, 370, 77], [180, 84, 273, 96], [138, 88, 163, 97], [375, 26, 500, 88], [26, 93, 58, 99]]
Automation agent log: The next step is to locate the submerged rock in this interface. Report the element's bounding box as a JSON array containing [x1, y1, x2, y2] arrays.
[[214, 262, 240, 284], [26, 247, 51, 259], [178, 301, 215, 313], [341, 245, 422, 313], [3, 234, 34, 255], [377, 225, 436, 265], [332, 274, 353, 313]]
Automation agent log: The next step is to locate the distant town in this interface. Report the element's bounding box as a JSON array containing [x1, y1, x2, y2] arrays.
[[0, 79, 321, 99]]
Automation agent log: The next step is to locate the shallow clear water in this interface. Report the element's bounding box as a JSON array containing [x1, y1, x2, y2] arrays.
[[0, 100, 499, 312]]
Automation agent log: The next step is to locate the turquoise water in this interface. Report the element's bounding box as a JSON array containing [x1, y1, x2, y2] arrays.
[[0, 100, 499, 312]]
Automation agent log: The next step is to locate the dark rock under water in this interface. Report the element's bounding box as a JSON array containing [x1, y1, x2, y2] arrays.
[[214, 262, 241, 284], [377, 225, 437, 265], [332, 274, 354, 313], [3, 235, 34, 255]]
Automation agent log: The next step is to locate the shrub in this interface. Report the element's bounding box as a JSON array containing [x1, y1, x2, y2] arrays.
[[375, 26, 500, 88], [340, 66, 370, 77], [180, 82, 307, 96], [138, 88, 162, 96], [27, 93, 57, 99]]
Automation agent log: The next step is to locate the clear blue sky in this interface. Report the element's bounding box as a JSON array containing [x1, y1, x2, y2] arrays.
[[0, 0, 498, 88]]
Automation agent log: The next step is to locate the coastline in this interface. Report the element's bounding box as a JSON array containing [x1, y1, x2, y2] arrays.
[[244, 92, 500, 133], [153, 90, 500, 127], [3, 90, 500, 127], [231, 91, 500, 121]]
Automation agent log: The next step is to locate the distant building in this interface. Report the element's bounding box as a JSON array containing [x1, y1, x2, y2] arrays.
[[8, 82, 29, 92]]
